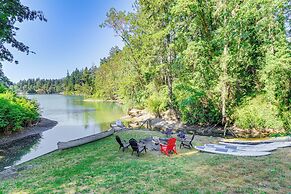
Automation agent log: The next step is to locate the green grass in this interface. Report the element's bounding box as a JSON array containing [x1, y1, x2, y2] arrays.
[[0, 130, 290, 193]]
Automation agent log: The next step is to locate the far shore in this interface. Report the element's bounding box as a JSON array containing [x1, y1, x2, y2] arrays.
[[0, 118, 58, 146], [83, 98, 123, 104]]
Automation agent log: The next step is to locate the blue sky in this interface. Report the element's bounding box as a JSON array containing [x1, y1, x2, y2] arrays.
[[3, 0, 134, 83]]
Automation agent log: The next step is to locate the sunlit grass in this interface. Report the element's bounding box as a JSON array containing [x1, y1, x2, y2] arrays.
[[0, 130, 290, 193]]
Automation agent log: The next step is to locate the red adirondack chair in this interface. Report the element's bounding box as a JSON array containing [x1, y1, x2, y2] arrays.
[[160, 138, 178, 156]]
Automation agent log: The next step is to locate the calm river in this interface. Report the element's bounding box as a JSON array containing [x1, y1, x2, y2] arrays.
[[1, 94, 125, 170]]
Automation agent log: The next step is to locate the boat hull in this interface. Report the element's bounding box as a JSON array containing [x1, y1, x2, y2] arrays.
[[195, 146, 271, 157], [221, 136, 291, 144], [57, 129, 114, 150]]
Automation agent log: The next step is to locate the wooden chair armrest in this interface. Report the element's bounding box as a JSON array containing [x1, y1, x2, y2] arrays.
[[160, 143, 167, 146]]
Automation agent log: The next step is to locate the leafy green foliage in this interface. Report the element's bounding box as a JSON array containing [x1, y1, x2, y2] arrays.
[[0, 83, 7, 93], [0, 0, 46, 64], [146, 89, 167, 117], [0, 65, 12, 86], [175, 83, 220, 125], [233, 95, 284, 130], [0, 89, 39, 133], [260, 47, 291, 131], [95, 0, 290, 135]]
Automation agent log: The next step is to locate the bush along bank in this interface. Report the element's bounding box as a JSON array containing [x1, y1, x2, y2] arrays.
[[0, 84, 40, 135]]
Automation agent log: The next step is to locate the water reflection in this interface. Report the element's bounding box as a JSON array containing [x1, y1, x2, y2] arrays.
[[0, 134, 41, 170], [1, 95, 125, 169]]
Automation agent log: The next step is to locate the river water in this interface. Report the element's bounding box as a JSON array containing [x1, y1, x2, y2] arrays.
[[0, 95, 125, 170]]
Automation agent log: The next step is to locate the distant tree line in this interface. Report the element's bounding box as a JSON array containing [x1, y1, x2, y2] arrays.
[[15, 66, 97, 96], [14, 78, 64, 94], [63, 66, 97, 96]]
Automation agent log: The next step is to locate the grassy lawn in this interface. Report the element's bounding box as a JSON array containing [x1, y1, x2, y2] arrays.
[[0, 130, 290, 193]]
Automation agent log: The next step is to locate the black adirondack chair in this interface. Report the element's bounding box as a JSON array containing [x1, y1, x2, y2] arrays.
[[129, 138, 147, 157], [162, 128, 174, 137], [115, 135, 130, 152], [177, 131, 186, 139], [180, 132, 195, 149]]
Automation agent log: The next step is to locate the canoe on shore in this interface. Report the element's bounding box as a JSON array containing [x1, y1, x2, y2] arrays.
[[207, 141, 291, 152], [221, 136, 291, 144], [195, 146, 271, 157], [219, 141, 291, 148], [205, 144, 279, 152], [57, 129, 114, 150]]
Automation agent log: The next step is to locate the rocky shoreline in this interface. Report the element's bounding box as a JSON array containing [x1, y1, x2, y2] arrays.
[[122, 108, 285, 138], [122, 109, 231, 137]]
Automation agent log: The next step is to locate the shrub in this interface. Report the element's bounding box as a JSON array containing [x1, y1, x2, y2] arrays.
[[175, 84, 220, 125], [279, 110, 291, 135], [146, 91, 167, 117], [232, 95, 284, 130], [0, 90, 39, 134]]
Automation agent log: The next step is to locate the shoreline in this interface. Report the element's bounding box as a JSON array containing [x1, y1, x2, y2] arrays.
[[122, 108, 232, 137], [0, 118, 58, 146], [83, 98, 123, 104], [123, 108, 288, 138]]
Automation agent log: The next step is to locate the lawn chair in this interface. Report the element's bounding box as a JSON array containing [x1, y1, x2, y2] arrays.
[[129, 138, 147, 157], [162, 128, 174, 137], [180, 132, 195, 149], [111, 120, 127, 132], [160, 138, 177, 156], [115, 135, 130, 152], [177, 131, 186, 140]]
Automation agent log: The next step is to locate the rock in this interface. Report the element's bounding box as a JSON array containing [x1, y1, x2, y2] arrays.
[[4, 166, 11, 170], [0, 166, 18, 180], [128, 108, 143, 117], [17, 165, 34, 172], [161, 109, 179, 122], [183, 125, 228, 137], [231, 126, 286, 138], [125, 108, 155, 128], [125, 108, 285, 138]]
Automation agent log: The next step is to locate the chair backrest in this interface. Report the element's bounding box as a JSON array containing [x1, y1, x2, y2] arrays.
[[177, 131, 186, 139], [166, 138, 176, 150], [190, 132, 195, 143], [165, 128, 173, 136], [129, 138, 139, 151], [116, 120, 125, 128], [115, 135, 124, 147]]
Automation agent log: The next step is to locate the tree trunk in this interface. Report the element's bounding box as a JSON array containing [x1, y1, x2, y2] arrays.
[[166, 34, 179, 120], [221, 43, 228, 125], [221, 2, 229, 126], [167, 69, 173, 109]]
